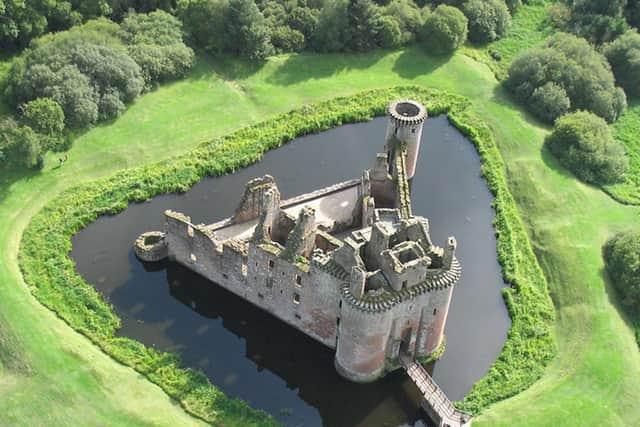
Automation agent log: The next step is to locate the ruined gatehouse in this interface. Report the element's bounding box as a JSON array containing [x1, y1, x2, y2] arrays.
[[135, 100, 472, 426]]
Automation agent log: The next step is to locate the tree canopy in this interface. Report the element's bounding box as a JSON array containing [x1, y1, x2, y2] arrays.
[[604, 31, 640, 98], [545, 110, 628, 185], [421, 4, 468, 54], [506, 32, 626, 124], [604, 231, 640, 310]]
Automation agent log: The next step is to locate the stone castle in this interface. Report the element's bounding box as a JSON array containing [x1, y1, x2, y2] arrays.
[[135, 99, 471, 425]]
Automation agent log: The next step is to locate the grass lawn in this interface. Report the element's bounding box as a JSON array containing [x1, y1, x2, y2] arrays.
[[605, 99, 640, 205], [0, 45, 639, 427]]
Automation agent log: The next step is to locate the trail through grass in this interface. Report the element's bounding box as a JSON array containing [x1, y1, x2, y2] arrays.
[[0, 47, 639, 426]]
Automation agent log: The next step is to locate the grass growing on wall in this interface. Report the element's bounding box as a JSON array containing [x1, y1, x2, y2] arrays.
[[18, 86, 554, 422]]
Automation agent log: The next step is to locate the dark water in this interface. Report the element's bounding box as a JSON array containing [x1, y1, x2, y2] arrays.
[[71, 116, 510, 427]]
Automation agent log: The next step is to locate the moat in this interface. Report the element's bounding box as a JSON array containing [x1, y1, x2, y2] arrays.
[[71, 116, 510, 427]]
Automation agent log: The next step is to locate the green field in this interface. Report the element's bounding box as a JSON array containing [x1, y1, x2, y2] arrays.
[[1, 45, 640, 427]]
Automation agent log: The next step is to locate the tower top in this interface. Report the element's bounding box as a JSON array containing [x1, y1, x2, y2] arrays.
[[388, 100, 427, 126]]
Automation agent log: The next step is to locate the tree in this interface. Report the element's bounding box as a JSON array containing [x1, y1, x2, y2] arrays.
[[604, 31, 640, 97], [288, 6, 319, 41], [270, 25, 306, 52], [604, 231, 640, 310], [120, 11, 194, 85], [545, 111, 628, 185], [529, 82, 571, 124], [628, 0, 640, 29], [311, 0, 351, 52], [23, 98, 65, 136], [421, 4, 468, 54], [567, 0, 627, 44], [506, 33, 627, 123], [347, 0, 383, 52], [378, 15, 403, 48], [176, 0, 229, 54], [6, 23, 145, 127], [382, 0, 424, 44], [225, 0, 273, 59], [461, 0, 510, 43]]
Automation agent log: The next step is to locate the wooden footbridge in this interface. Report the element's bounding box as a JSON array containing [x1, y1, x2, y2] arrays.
[[399, 352, 473, 427]]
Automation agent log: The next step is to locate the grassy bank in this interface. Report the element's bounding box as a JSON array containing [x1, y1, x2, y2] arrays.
[[1, 47, 639, 426]]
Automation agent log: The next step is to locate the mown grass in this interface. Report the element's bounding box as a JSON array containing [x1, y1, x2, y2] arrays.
[[605, 99, 640, 205], [0, 47, 639, 427]]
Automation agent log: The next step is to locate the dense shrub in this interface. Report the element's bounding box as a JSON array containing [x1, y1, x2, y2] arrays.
[[225, 0, 273, 59], [120, 11, 194, 85], [461, 0, 510, 43], [0, 119, 43, 169], [177, 0, 273, 59], [288, 6, 320, 41], [604, 31, 640, 98], [347, 0, 384, 52], [545, 111, 628, 185], [378, 15, 404, 48], [382, 0, 424, 44], [176, 0, 229, 54], [23, 98, 65, 136], [421, 4, 468, 54], [311, 0, 351, 51], [506, 33, 627, 124], [565, 0, 628, 44], [628, 0, 640, 29], [269, 25, 306, 52], [7, 37, 144, 127], [604, 231, 640, 310], [528, 82, 571, 124]]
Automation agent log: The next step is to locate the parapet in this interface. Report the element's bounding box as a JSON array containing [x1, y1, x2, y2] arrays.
[[388, 100, 427, 126]]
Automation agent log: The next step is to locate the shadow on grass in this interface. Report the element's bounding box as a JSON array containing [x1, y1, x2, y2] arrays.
[[265, 50, 391, 86], [0, 165, 40, 205], [599, 265, 640, 350], [392, 46, 452, 79]]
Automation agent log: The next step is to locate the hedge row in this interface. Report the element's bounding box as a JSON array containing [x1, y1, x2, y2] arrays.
[[18, 86, 555, 422]]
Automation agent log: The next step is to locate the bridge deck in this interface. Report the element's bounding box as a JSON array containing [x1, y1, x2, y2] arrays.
[[399, 353, 472, 427]]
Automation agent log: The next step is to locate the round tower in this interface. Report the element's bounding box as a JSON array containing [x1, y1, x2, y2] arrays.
[[385, 100, 427, 179]]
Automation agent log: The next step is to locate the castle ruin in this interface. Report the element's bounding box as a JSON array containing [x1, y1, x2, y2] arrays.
[[135, 100, 471, 427]]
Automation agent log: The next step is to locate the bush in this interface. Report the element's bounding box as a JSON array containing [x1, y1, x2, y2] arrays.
[[270, 25, 306, 53], [382, 0, 424, 44], [225, 0, 273, 59], [378, 15, 404, 48], [288, 6, 320, 41], [6, 26, 144, 128], [529, 82, 571, 124], [604, 231, 640, 310], [23, 98, 66, 136], [176, 0, 229, 54], [461, 0, 511, 43], [506, 33, 627, 124], [119, 11, 194, 84], [545, 111, 628, 185], [346, 0, 384, 52], [421, 4, 468, 54], [311, 0, 351, 51], [566, 0, 628, 44], [604, 31, 640, 98]]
